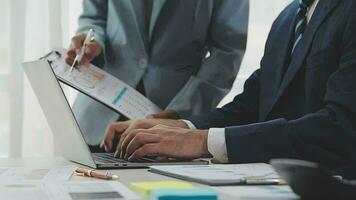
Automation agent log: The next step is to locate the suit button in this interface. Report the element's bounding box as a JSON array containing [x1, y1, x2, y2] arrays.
[[138, 58, 148, 69]]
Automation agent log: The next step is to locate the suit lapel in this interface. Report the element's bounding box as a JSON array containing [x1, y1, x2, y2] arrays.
[[149, 0, 166, 41], [275, 4, 300, 89], [259, 2, 299, 120], [263, 0, 340, 120], [113, 1, 148, 56]]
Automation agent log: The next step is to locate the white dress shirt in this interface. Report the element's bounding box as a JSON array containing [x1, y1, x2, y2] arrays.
[[183, 0, 319, 163]]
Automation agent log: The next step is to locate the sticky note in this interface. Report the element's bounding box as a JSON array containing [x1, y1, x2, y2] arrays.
[[130, 181, 194, 196], [151, 189, 218, 200]]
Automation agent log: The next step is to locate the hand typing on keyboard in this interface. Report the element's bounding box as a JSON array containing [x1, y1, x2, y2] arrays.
[[101, 119, 210, 162], [100, 119, 189, 159]]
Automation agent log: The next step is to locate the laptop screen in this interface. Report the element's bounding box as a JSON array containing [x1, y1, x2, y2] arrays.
[[61, 82, 121, 152], [43, 50, 121, 152], [22, 60, 98, 167]]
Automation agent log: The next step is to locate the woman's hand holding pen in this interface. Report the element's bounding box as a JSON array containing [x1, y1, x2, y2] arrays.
[[66, 32, 102, 66]]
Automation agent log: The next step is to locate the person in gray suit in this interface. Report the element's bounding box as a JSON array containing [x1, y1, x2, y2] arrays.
[[66, 0, 249, 146]]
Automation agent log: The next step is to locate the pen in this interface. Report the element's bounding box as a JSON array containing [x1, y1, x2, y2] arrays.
[[70, 29, 95, 72], [75, 168, 119, 180], [244, 178, 287, 185]]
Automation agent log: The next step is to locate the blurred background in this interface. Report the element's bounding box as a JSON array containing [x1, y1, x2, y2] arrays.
[[0, 0, 293, 158]]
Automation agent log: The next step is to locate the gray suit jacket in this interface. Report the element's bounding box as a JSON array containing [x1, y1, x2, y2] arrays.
[[73, 0, 248, 145]]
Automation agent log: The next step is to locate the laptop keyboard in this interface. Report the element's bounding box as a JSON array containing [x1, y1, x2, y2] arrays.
[[92, 153, 157, 163]]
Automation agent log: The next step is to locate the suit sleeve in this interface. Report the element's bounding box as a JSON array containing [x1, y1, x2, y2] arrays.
[[186, 69, 261, 129], [166, 0, 249, 118], [224, 9, 356, 169], [77, 0, 108, 66]]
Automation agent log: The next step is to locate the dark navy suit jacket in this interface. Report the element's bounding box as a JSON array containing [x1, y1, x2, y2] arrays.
[[188, 0, 356, 174]]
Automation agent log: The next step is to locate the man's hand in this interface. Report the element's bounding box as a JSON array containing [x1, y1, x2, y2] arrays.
[[146, 110, 180, 119], [100, 119, 189, 158], [66, 33, 102, 66], [124, 125, 209, 161]]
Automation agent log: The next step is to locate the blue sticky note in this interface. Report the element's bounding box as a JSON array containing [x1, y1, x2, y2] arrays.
[[150, 189, 218, 200]]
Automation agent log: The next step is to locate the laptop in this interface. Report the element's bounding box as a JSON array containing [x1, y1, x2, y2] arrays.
[[22, 60, 208, 169]]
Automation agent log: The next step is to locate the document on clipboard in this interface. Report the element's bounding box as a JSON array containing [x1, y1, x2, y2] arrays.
[[42, 49, 161, 119]]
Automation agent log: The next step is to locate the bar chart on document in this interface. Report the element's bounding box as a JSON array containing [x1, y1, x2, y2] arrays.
[[47, 49, 161, 119]]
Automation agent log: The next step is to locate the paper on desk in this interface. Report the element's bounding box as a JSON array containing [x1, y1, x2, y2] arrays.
[[0, 165, 75, 182], [213, 185, 299, 200], [150, 163, 281, 185], [47, 181, 140, 200], [45, 49, 161, 119], [0, 181, 140, 200], [0, 182, 49, 200]]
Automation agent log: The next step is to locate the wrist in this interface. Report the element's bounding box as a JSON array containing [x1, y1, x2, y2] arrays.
[[193, 130, 209, 156], [170, 120, 190, 129]]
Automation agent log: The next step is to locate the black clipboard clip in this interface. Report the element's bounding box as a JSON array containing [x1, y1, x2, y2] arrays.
[[40, 50, 80, 72], [40, 50, 62, 65]]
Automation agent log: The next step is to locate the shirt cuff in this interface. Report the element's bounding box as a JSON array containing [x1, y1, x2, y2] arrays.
[[208, 128, 229, 163], [181, 120, 197, 129]]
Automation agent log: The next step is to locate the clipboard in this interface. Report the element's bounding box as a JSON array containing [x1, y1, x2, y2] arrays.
[[41, 48, 161, 120]]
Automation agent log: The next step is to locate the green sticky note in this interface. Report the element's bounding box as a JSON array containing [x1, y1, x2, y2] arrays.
[[130, 181, 194, 196], [151, 189, 218, 200]]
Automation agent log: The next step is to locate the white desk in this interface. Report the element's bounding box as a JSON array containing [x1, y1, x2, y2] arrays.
[[0, 157, 300, 200]]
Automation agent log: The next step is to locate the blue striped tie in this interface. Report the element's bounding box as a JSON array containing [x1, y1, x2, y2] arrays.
[[292, 0, 315, 53]]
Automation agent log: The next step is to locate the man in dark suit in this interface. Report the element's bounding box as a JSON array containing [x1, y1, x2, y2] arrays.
[[101, 0, 356, 174]]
